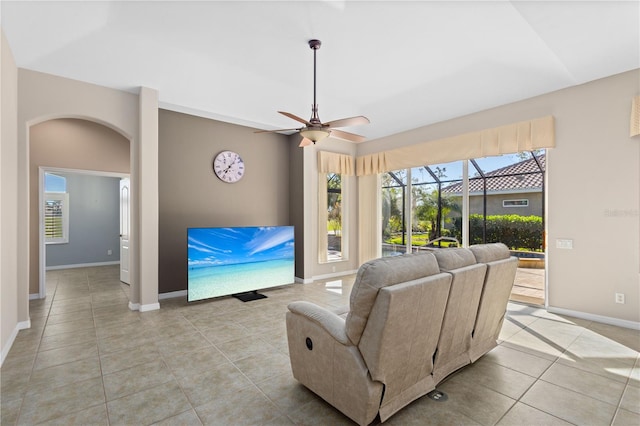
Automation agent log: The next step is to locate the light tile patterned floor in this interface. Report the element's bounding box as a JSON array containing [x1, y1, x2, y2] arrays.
[[1, 265, 638, 425]]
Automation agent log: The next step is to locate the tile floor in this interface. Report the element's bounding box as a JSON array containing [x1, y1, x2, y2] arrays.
[[1, 265, 638, 425]]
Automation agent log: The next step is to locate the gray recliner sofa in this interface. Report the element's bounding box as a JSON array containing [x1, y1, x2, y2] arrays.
[[286, 243, 518, 425]]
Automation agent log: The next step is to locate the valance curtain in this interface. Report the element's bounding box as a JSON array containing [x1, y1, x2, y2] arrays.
[[318, 150, 355, 175], [317, 151, 354, 263], [356, 116, 555, 176], [318, 175, 329, 263], [358, 174, 380, 265], [631, 96, 640, 137]]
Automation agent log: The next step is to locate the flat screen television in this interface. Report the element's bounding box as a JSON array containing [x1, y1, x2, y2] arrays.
[[187, 226, 294, 302]]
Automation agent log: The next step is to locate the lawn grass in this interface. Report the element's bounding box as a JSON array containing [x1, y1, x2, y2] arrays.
[[385, 233, 457, 247]]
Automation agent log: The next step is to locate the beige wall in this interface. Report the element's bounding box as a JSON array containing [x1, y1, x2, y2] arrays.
[[358, 69, 640, 325], [157, 110, 291, 293], [1, 30, 20, 363], [29, 119, 130, 294], [545, 71, 638, 324], [138, 87, 159, 309]]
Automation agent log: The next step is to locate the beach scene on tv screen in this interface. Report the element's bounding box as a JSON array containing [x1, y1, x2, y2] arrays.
[[188, 226, 295, 302]]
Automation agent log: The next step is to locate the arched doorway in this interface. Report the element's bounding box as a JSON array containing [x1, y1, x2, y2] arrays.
[[29, 118, 132, 304]]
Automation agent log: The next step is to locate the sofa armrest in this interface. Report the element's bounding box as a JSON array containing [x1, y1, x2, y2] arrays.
[[331, 304, 350, 319], [288, 301, 350, 345]]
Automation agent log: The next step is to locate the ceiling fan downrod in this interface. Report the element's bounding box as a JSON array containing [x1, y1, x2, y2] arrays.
[[253, 38, 368, 146], [309, 39, 322, 126]]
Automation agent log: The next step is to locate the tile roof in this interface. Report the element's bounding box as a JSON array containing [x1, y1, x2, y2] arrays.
[[442, 154, 545, 194]]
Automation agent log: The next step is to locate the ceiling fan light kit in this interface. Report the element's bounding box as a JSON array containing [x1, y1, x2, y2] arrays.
[[300, 128, 330, 143], [257, 39, 370, 147]]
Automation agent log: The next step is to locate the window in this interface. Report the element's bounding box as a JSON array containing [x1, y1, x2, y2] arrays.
[[44, 173, 69, 244], [503, 199, 529, 207], [382, 151, 545, 254], [326, 173, 343, 261], [317, 151, 353, 264], [381, 162, 463, 257]]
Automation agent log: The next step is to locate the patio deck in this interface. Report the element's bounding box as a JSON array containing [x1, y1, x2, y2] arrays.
[[511, 267, 545, 305]]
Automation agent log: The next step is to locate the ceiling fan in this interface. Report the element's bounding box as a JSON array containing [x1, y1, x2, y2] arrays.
[[256, 39, 370, 147]]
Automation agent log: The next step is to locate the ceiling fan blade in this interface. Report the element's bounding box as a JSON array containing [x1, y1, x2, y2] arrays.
[[299, 137, 314, 147], [254, 127, 301, 134], [330, 129, 367, 143], [279, 111, 311, 125], [324, 115, 370, 128]]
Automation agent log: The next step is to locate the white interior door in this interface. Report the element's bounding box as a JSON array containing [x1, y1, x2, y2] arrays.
[[120, 178, 130, 284]]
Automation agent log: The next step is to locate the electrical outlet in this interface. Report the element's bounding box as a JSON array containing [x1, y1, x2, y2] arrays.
[[107, 249, 113, 256], [615, 293, 625, 304]]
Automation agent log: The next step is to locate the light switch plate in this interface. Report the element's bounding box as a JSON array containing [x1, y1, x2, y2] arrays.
[[556, 239, 573, 249]]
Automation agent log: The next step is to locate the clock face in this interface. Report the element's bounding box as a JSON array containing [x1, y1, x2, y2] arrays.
[[213, 151, 245, 183]]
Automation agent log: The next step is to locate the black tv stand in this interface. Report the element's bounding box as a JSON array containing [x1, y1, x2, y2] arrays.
[[232, 290, 267, 302]]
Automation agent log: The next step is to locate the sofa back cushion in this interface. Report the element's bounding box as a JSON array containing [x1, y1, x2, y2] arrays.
[[432, 247, 477, 271], [469, 243, 518, 361], [345, 252, 441, 345], [358, 272, 452, 420], [432, 248, 487, 382], [469, 242, 511, 263]]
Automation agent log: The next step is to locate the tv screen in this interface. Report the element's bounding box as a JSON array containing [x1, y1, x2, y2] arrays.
[[187, 226, 294, 302]]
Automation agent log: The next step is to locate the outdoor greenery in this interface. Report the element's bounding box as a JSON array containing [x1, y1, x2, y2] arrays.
[[386, 233, 458, 247], [382, 172, 460, 242], [452, 214, 543, 251], [382, 154, 545, 253], [327, 173, 342, 236], [386, 233, 430, 246], [382, 170, 543, 251]]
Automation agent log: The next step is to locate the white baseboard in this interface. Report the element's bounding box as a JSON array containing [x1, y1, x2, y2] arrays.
[[295, 277, 313, 284], [312, 269, 358, 282], [547, 305, 640, 330], [128, 300, 160, 312], [159, 290, 187, 300], [18, 319, 30, 330], [29, 293, 41, 300], [1, 329, 18, 367], [140, 303, 160, 312], [46, 261, 120, 271], [1, 319, 31, 367]]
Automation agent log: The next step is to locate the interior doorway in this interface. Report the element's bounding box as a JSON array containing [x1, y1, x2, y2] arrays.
[[30, 117, 132, 304], [119, 177, 130, 284], [38, 168, 130, 298]]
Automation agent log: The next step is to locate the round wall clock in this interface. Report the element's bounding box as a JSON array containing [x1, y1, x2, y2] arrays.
[[213, 150, 245, 183]]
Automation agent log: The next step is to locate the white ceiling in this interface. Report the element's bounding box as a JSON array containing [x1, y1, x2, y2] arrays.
[[2, 1, 639, 142]]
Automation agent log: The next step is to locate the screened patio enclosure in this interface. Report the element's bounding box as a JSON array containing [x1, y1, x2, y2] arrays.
[[381, 150, 545, 305]]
